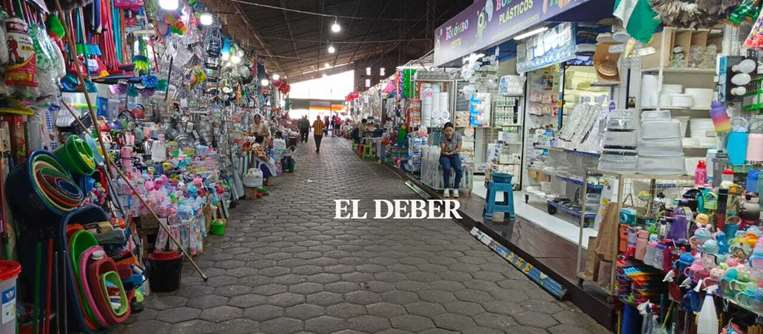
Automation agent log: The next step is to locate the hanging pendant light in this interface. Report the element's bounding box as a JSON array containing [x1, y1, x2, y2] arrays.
[[159, 0, 179, 11], [331, 18, 341, 33], [199, 13, 214, 26]]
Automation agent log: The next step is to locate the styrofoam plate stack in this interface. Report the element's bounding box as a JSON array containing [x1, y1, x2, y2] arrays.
[[637, 113, 685, 175], [599, 110, 638, 172]]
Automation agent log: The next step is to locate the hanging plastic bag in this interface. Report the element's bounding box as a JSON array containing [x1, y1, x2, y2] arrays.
[[4, 18, 37, 87], [744, 3, 763, 48], [0, 11, 8, 65], [31, 24, 61, 98]]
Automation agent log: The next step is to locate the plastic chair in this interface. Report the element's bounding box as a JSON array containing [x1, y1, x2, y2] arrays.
[[483, 172, 515, 223]]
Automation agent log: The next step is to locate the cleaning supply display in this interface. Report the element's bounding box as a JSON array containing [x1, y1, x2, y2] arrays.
[[0, 0, 300, 331]]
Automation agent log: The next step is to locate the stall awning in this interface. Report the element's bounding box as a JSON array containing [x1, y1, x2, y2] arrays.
[[433, 0, 614, 67]]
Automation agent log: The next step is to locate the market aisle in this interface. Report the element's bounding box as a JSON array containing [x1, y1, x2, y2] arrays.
[[118, 136, 608, 334]]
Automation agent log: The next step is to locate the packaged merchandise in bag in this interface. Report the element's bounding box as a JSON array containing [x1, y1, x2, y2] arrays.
[[4, 18, 37, 87]]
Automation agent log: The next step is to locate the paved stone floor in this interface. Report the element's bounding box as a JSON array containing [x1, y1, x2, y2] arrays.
[[117, 137, 609, 334]]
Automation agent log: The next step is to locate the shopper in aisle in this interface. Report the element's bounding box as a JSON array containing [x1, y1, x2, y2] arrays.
[[440, 122, 463, 198], [298, 116, 310, 143], [252, 114, 271, 143], [333, 115, 342, 137], [351, 119, 366, 144], [324, 115, 330, 136], [313, 116, 325, 153]]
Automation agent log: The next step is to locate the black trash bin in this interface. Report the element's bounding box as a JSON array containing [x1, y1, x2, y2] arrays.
[[147, 251, 183, 292]]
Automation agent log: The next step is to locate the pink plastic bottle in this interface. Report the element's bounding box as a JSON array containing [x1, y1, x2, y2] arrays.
[[695, 160, 708, 187]]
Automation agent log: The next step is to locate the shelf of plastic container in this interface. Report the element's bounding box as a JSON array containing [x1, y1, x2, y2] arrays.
[[555, 175, 604, 191], [536, 146, 601, 157], [641, 106, 711, 111], [723, 296, 763, 317], [546, 200, 598, 220], [590, 81, 620, 87], [641, 67, 716, 74], [600, 170, 692, 180]]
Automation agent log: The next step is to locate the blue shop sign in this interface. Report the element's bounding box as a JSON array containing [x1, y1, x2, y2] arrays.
[[517, 23, 577, 73]]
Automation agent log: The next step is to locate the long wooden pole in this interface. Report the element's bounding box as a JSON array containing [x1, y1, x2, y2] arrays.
[[54, 0, 208, 281]]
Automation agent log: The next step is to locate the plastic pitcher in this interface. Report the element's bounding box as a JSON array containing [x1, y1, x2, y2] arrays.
[[748, 119, 763, 163], [726, 118, 749, 166]]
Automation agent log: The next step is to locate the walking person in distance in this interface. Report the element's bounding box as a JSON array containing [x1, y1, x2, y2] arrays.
[[313, 116, 325, 153]]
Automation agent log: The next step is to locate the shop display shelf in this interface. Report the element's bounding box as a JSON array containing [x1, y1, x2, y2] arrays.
[[601, 171, 692, 180], [546, 200, 597, 221], [536, 145, 601, 157], [528, 166, 602, 190], [556, 175, 604, 192], [641, 67, 716, 74], [724, 295, 763, 317], [591, 80, 621, 87]]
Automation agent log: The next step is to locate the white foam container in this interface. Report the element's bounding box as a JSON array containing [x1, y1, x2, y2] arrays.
[[598, 150, 638, 171], [637, 155, 685, 175], [684, 88, 714, 110], [638, 137, 684, 155], [641, 120, 682, 139], [690, 119, 715, 138], [604, 130, 638, 148]]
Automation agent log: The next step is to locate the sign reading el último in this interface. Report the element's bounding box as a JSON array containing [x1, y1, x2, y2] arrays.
[[433, 0, 592, 67]]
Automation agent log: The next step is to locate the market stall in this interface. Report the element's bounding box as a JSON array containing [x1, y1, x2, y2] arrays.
[[414, 0, 763, 331], [0, 0, 288, 331]]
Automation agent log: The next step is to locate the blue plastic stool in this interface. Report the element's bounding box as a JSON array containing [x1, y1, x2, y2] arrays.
[[483, 172, 515, 222]]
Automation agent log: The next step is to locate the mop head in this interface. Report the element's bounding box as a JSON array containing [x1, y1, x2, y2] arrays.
[[132, 55, 150, 74]]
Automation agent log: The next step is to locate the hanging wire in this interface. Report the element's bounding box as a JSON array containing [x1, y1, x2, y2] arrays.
[[262, 36, 431, 44], [228, 0, 420, 22]]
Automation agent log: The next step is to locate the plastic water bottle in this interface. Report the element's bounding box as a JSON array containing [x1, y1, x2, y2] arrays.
[[695, 161, 708, 187]]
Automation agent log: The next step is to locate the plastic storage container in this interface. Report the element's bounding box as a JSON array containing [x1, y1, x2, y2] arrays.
[[641, 120, 683, 139], [0, 261, 20, 334], [638, 155, 686, 175], [598, 150, 638, 172], [638, 138, 684, 155], [604, 131, 638, 148]]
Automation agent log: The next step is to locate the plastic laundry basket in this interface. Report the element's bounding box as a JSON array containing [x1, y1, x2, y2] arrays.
[[0, 260, 21, 334]]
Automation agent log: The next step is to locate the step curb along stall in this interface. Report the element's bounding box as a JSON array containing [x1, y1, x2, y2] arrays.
[[351, 0, 763, 332], [0, 0, 292, 332]]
